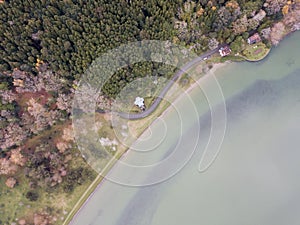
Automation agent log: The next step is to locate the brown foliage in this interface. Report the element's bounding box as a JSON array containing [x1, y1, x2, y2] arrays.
[[270, 22, 286, 45], [18, 219, 26, 225], [56, 141, 70, 153], [1, 122, 28, 149], [26, 98, 60, 134], [0, 158, 18, 175], [10, 148, 26, 166], [56, 93, 73, 113], [226, 0, 239, 9], [34, 213, 50, 225], [5, 177, 17, 188], [62, 126, 74, 142]]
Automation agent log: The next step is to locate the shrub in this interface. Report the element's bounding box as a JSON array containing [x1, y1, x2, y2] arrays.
[[25, 191, 39, 201]]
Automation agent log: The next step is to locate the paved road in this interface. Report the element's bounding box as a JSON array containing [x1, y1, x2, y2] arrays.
[[97, 46, 222, 120]]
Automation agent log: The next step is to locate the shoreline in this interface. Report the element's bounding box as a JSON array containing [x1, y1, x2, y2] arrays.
[[64, 60, 229, 225], [65, 27, 297, 220], [65, 30, 300, 224], [66, 30, 300, 225], [158, 62, 229, 119]]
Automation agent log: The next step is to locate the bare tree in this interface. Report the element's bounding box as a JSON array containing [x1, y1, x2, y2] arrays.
[[264, 0, 287, 15], [270, 22, 286, 45]]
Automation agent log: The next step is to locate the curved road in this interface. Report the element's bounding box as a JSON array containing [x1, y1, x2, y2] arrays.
[[68, 46, 223, 225], [97, 46, 222, 120]]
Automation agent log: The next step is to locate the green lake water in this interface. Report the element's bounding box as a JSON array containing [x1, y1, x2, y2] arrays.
[[71, 31, 300, 225]]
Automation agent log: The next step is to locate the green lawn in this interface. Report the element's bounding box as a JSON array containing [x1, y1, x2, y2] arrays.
[[0, 173, 30, 224], [242, 42, 271, 61]]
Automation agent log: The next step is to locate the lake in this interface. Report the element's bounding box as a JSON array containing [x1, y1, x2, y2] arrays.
[[71, 31, 300, 225]]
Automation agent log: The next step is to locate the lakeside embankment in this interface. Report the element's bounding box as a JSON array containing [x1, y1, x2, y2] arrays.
[[70, 30, 300, 225], [65, 59, 228, 225], [67, 36, 274, 225], [66, 29, 299, 224]]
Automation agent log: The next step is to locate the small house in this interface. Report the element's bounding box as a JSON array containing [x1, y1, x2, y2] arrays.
[[247, 33, 261, 45], [134, 97, 145, 111], [253, 9, 266, 22], [219, 46, 231, 57]]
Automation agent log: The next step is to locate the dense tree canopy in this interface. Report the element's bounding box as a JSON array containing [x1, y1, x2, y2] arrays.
[[0, 0, 180, 78], [0, 0, 294, 150], [0, 0, 289, 90], [0, 0, 299, 223]]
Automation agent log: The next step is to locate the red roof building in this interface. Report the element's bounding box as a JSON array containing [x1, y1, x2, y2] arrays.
[[247, 33, 261, 45], [219, 46, 231, 57]]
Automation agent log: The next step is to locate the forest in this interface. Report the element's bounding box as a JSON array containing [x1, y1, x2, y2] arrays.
[[0, 0, 299, 224]]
